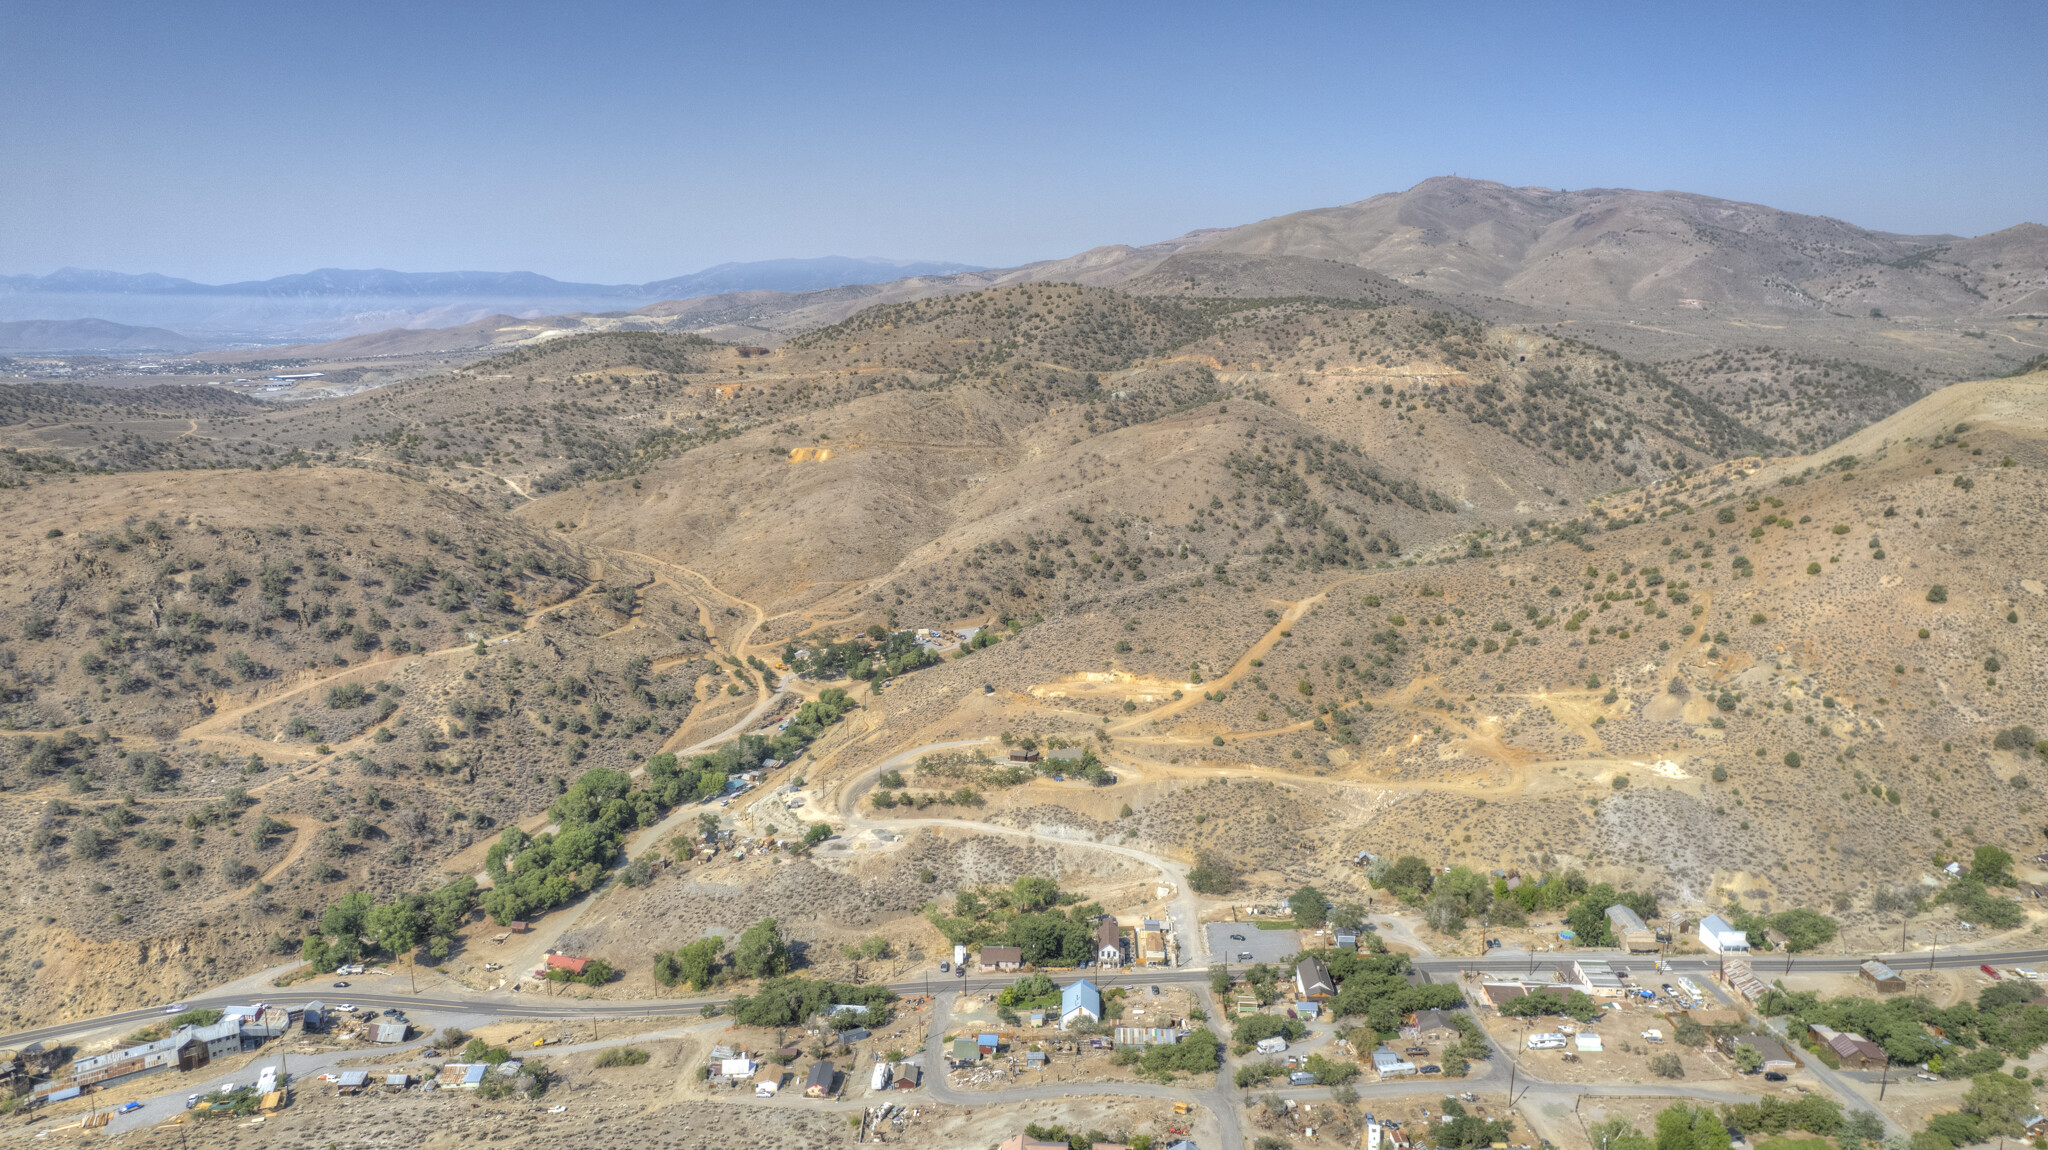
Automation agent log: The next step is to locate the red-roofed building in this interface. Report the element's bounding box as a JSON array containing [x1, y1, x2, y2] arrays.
[[546, 954, 592, 976]]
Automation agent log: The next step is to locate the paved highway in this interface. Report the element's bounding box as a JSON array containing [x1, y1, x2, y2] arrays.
[[6, 944, 2039, 1050]]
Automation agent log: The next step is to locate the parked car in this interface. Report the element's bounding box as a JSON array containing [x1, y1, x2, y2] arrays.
[[186, 1095, 199, 1109], [332, 981, 349, 988], [1982, 964, 2002, 979], [2016, 968, 2041, 979], [1917, 1073, 1941, 1082], [335, 1003, 356, 1011], [1420, 1065, 1442, 1075], [1229, 934, 1246, 941], [939, 961, 950, 973], [119, 1102, 144, 1113], [1764, 1072, 1787, 1082], [1238, 951, 1253, 961], [164, 1003, 188, 1014]]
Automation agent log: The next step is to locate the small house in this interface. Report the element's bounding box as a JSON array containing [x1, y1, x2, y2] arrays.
[[336, 1070, 371, 1095], [1295, 957, 1336, 1001], [461, 1064, 489, 1089], [977, 1033, 1003, 1057], [754, 1066, 784, 1096], [1060, 979, 1103, 1028], [1860, 959, 1906, 994], [1407, 1009, 1455, 1042], [1008, 749, 1042, 764], [368, 1022, 408, 1044], [1480, 982, 1529, 1008], [949, 1038, 979, 1065], [383, 1073, 412, 1089], [1334, 931, 1358, 951], [1096, 918, 1124, 967], [979, 946, 1024, 972], [545, 954, 592, 977], [891, 1063, 920, 1089], [1810, 1024, 1887, 1070], [1025, 1051, 1048, 1069], [804, 1060, 836, 1098]]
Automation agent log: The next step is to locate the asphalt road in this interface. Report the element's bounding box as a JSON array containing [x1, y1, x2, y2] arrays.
[[7, 945, 2038, 1051]]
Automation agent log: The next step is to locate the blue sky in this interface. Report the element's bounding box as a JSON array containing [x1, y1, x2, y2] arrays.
[[3, 0, 2043, 282]]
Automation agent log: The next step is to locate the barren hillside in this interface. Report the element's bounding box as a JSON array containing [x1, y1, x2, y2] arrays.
[[2, 269, 2044, 1030]]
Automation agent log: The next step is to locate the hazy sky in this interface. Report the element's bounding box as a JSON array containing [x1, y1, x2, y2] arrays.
[[4, 1, 2043, 282]]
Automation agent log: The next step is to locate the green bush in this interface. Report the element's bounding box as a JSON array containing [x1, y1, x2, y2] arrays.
[[327, 682, 369, 709], [594, 1046, 650, 1068]]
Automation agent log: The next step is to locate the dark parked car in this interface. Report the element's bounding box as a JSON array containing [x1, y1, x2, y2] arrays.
[[1764, 1071, 1787, 1082], [1229, 934, 1246, 941], [1421, 1065, 1442, 1075]]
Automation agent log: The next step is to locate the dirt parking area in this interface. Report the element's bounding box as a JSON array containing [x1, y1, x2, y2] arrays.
[[1479, 1009, 1762, 1089]]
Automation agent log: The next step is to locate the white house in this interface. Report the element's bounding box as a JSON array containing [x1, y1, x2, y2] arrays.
[[1060, 979, 1103, 1029], [1698, 914, 1751, 954]]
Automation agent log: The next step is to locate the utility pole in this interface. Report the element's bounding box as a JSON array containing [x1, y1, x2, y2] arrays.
[[1878, 1057, 1890, 1101]]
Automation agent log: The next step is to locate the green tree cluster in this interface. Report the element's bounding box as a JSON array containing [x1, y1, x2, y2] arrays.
[[785, 632, 939, 682], [1137, 1027, 1220, 1078], [1436, 1097, 1517, 1150], [1724, 901, 1840, 951], [726, 976, 896, 1029], [1230, 1013, 1309, 1054], [652, 936, 724, 990], [924, 879, 1104, 965], [1298, 949, 1466, 1034], [1718, 1094, 1844, 1137], [1759, 979, 2048, 1072], [1497, 988, 1601, 1023], [300, 877, 478, 972]]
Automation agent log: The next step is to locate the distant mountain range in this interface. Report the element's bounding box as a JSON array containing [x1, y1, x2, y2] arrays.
[[8, 178, 2044, 369], [0, 257, 983, 348], [0, 318, 207, 355]]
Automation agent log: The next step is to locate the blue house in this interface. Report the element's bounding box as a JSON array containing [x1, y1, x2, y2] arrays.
[[1060, 979, 1102, 1029]]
